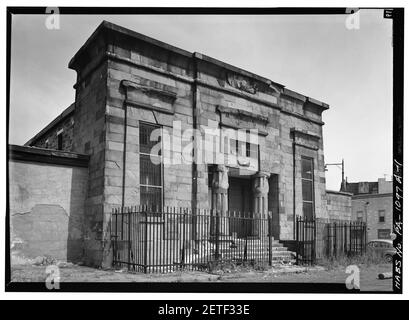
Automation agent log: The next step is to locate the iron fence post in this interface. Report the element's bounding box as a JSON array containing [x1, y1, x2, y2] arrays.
[[215, 210, 220, 260], [113, 208, 117, 267], [144, 210, 148, 274], [313, 218, 316, 265], [268, 212, 272, 266], [295, 216, 299, 265], [126, 208, 131, 271], [181, 208, 187, 268]]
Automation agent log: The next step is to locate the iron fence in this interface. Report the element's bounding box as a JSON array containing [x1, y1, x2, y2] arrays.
[[111, 206, 276, 273], [296, 216, 367, 265]]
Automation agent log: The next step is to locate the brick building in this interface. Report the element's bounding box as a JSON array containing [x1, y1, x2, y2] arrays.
[[19, 21, 332, 266], [346, 178, 393, 241]]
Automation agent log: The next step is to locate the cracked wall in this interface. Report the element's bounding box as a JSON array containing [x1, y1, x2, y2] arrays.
[[9, 160, 88, 263]]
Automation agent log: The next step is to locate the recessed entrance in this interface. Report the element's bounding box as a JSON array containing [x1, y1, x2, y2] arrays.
[[228, 176, 253, 238], [228, 177, 252, 213]]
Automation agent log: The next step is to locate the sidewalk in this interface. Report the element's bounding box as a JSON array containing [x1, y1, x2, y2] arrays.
[[10, 262, 392, 291]]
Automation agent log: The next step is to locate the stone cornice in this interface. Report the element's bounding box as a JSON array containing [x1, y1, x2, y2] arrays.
[[216, 105, 270, 124], [290, 128, 321, 140], [73, 51, 326, 127], [120, 80, 177, 102], [9, 145, 89, 168]]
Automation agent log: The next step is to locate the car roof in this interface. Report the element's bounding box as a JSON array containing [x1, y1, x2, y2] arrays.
[[369, 239, 393, 244]]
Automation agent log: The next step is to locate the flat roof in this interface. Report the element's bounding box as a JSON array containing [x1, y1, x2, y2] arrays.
[[69, 20, 329, 108]]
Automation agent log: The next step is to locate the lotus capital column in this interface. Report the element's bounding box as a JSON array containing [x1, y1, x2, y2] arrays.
[[252, 171, 270, 219]]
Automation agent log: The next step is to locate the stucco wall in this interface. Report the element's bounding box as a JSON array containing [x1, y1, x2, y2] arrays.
[[9, 159, 88, 263]]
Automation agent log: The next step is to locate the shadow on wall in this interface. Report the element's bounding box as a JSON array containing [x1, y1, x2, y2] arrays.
[[67, 167, 87, 263]]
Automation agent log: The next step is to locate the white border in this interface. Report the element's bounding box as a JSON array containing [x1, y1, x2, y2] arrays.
[[1, 0, 408, 300]]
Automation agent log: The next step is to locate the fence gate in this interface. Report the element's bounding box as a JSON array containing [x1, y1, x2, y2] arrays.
[[296, 216, 367, 265], [295, 217, 316, 265]]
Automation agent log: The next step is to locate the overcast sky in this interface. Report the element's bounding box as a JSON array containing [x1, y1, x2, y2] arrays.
[[9, 10, 393, 190]]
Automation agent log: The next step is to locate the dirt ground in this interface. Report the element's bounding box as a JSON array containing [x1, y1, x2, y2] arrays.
[[10, 262, 393, 292]]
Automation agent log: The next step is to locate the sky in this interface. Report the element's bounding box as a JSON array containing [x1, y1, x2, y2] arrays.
[[9, 10, 393, 190]]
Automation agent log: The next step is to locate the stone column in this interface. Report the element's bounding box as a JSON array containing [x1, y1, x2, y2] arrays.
[[211, 164, 229, 237], [252, 172, 270, 236]]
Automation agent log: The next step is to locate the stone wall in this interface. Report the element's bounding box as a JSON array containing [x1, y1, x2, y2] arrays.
[[30, 114, 74, 151], [326, 190, 353, 221], [8, 145, 89, 264]]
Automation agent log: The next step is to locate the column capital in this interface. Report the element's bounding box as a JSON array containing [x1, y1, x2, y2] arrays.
[[254, 171, 271, 179], [252, 172, 270, 196], [212, 165, 229, 192]]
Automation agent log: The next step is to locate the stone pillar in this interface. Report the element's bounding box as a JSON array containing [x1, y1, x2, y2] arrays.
[[252, 172, 270, 236], [211, 165, 229, 236]]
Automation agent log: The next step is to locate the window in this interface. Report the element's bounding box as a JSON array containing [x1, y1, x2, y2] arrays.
[[57, 132, 63, 150], [379, 210, 385, 223], [229, 131, 258, 158], [301, 157, 314, 220], [357, 211, 363, 222], [139, 122, 162, 210], [378, 229, 391, 239]]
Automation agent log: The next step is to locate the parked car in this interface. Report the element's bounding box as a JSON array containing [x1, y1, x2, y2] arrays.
[[367, 239, 396, 263]]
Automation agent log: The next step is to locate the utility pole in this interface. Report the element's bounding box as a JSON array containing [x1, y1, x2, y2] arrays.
[[325, 159, 346, 191]]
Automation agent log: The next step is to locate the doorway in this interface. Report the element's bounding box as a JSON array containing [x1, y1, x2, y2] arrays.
[[228, 177, 253, 237]]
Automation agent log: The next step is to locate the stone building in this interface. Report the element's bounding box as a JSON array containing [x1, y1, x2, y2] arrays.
[[19, 21, 332, 266], [346, 178, 393, 241]]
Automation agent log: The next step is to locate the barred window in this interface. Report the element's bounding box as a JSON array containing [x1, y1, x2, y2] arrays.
[[139, 122, 162, 209], [301, 157, 314, 220]]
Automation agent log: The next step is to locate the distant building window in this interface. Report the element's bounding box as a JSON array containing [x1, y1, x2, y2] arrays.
[[379, 210, 385, 223], [378, 229, 391, 239], [301, 157, 314, 220], [57, 132, 63, 150], [45, 139, 49, 149], [357, 211, 363, 222], [139, 122, 162, 210]]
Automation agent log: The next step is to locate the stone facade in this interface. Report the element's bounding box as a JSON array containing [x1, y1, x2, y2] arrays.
[[26, 103, 75, 151], [24, 21, 332, 267]]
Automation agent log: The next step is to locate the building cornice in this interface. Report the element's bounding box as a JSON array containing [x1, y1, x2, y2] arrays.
[[68, 20, 329, 118], [9, 145, 89, 168], [352, 193, 393, 200]]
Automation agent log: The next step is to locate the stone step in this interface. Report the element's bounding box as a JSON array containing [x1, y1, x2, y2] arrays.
[[233, 242, 284, 247], [220, 246, 289, 254], [220, 248, 295, 256], [232, 252, 296, 260]]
